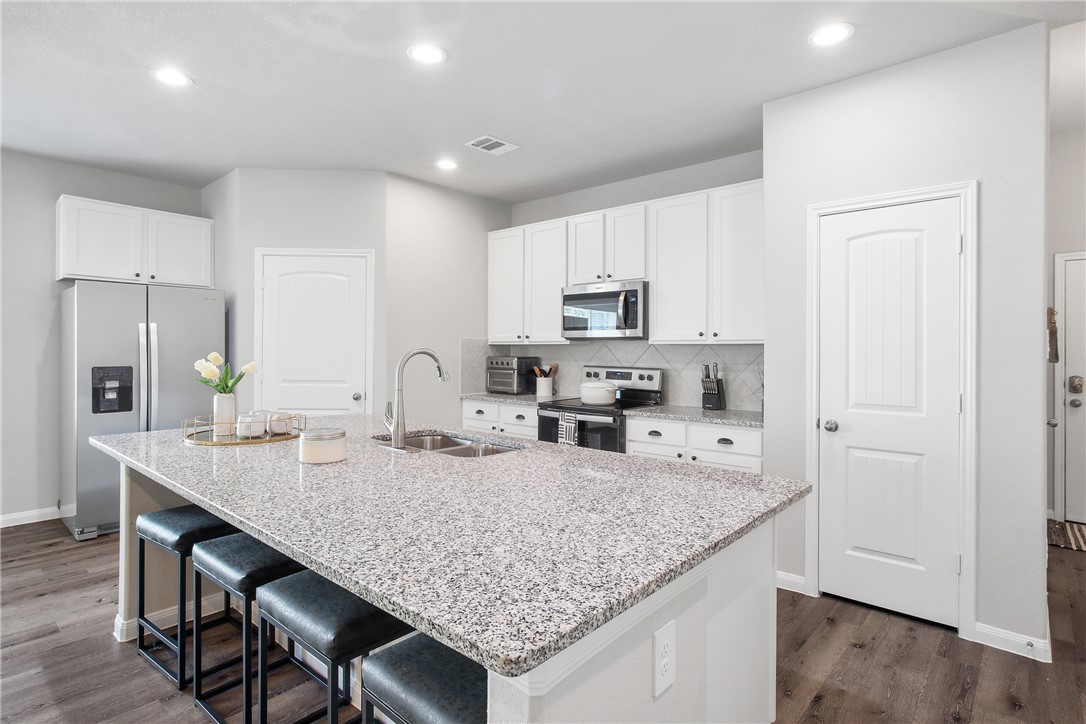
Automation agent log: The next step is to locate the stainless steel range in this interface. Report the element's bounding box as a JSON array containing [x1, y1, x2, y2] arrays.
[[537, 365, 663, 453]]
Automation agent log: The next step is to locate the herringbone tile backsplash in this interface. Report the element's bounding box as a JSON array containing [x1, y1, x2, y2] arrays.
[[460, 338, 764, 412]]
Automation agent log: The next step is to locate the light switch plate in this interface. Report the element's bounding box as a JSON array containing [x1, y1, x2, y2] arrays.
[[653, 619, 676, 697]]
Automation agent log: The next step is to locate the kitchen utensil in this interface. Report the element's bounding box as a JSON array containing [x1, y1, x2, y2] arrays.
[[547, 363, 558, 378], [580, 381, 618, 405], [702, 364, 710, 380], [534, 366, 543, 378], [713, 362, 719, 380]]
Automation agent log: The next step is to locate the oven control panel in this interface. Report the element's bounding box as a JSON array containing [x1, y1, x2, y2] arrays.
[[582, 366, 663, 392]]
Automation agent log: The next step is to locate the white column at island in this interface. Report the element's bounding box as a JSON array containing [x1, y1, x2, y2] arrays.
[[91, 413, 809, 723]]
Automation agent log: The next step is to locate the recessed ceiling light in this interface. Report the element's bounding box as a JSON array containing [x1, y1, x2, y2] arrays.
[[407, 44, 447, 64], [151, 68, 194, 86], [435, 159, 458, 170], [808, 23, 855, 47]]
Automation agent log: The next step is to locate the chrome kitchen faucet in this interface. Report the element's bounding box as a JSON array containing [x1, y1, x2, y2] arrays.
[[385, 348, 451, 449]]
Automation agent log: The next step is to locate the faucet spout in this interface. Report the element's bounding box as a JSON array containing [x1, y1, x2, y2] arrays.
[[388, 348, 450, 449]]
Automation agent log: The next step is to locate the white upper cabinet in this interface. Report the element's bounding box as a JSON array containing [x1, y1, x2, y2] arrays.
[[56, 195, 214, 287], [647, 193, 709, 342], [605, 204, 646, 281], [646, 181, 764, 344], [567, 205, 646, 285], [567, 213, 605, 284], [487, 228, 526, 343], [709, 182, 764, 343], [146, 211, 214, 287], [523, 220, 567, 343]]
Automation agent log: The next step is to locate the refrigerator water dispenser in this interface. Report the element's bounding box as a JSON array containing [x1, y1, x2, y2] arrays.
[[91, 366, 133, 414]]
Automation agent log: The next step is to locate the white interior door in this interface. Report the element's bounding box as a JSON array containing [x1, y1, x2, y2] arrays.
[[259, 252, 370, 415], [818, 197, 962, 627], [1058, 254, 1086, 523]]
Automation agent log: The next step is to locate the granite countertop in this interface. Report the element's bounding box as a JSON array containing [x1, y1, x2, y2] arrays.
[[90, 413, 805, 677], [460, 392, 579, 407], [624, 405, 764, 428]]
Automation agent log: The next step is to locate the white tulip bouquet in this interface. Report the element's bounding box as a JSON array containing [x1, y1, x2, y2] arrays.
[[194, 352, 257, 394]]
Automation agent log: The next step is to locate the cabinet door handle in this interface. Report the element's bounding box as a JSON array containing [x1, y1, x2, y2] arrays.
[[491, 425, 497, 430], [517, 335, 522, 339], [717, 438, 734, 445], [475, 409, 485, 415], [712, 332, 718, 338], [648, 430, 663, 437], [150, 275, 156, 280], [134, 272, 141, 278], [676, 452, 683, 459], [596, 274, 602, 280], [606, 274, 612, 278], [525, 335, 530, 340], [515, 414, 525, 421], [691, 455, 698, 461], [698, 332, 705, 337], [500, 427, 505, 432]]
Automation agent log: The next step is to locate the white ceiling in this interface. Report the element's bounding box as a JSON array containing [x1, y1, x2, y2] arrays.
[[3, 2, 1082, 204]]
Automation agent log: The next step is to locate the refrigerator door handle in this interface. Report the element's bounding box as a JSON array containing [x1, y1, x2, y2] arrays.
[[137, 323, 148, 432], [149, 322, 160, 430]]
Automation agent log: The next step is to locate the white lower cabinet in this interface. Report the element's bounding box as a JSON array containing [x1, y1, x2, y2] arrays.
[[626, 418, 762, 473], [462, 401, 538, 440]]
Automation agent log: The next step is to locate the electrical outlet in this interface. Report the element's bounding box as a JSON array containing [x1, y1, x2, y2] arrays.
[[653, 619, 676, 697]]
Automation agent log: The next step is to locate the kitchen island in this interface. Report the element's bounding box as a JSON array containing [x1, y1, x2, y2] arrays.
[[91, 413, 808, 723]]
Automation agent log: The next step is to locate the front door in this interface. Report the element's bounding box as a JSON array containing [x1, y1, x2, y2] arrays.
[[1057, 253, 1086, 523], [818, 197, 961, 627], [259, 252, 370, 415]]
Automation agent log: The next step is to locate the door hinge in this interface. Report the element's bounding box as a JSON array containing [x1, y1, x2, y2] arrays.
[[959, 394, 963, 413], [957, 553, 962, 575], [815, 417, 820, 430], [958, 234, 963, 254]]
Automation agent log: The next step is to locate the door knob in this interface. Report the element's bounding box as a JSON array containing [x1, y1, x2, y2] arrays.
[[352, 392, 362, 401], [823, 419, 839, 432], [1071, 399, 1083, 408]]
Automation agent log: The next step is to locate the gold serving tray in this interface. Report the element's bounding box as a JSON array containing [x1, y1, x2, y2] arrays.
[[182, 414, 307, 446]]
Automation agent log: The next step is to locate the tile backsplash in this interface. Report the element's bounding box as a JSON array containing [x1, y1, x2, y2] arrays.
[[460, 338, 764, 411]]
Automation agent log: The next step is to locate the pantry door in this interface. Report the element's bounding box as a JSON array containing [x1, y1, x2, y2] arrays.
[[256, 249, 373, 416], [1055, 252, 1086, 523], [817, 196, 963, 627]]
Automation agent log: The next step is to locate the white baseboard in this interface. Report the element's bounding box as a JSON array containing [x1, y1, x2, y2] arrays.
[[1048, 508, 1055, 519], [776, 571, 807, 594], [1, 506, 61, 528], [968, 622, 1052, 663], [114, 593, 228, 642]]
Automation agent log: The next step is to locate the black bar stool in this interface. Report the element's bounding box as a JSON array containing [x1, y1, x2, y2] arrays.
[[136, 504, 237, 689], [192, 532, 306, 724], [256, 570, 414, 724], [360, 634, 486, 724]]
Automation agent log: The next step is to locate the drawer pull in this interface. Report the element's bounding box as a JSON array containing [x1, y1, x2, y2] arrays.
[[648, 430, 663, 437], [475, 409, 485, 415], [515, 414, 525, 421], [717, 438, 734, 445]]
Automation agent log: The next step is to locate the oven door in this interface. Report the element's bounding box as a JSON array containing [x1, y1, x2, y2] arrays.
[[537, 410, 625, 453], [562, 281, 645, 339], [486, 369, 519, 394]]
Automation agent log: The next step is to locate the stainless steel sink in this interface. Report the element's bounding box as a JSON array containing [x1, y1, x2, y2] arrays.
[[403, 435, 476, 451], [377, 434, 518, 457], [433, 443, 517, 458]]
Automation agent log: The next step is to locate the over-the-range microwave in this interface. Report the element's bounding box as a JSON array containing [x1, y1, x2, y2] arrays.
[[561, 281, 646, 340]]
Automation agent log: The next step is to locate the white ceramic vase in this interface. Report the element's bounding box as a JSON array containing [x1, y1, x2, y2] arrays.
[[212, 393, 236, 438]]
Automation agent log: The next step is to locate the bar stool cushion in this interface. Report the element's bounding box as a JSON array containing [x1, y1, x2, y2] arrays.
[[362, 634, 486, 724], [256, 570, 410, 661], [192, 532, 305, 596], [136, 504, 237, 553]]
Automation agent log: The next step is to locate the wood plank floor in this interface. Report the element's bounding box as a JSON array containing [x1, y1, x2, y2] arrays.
[[2, 519, 1084, 723]]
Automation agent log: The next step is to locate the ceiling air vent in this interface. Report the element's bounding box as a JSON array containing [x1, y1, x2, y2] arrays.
[[465, 135, 520, 156]]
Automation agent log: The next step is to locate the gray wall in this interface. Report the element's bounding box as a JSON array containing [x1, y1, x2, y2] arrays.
[[511, 150, 763, 225], [1, 150, 201, 517], [385, 174, 510, 427], [763, 24, 1050, 638], [201, 169, 389, 414], [1047, 129, 1085, 512]]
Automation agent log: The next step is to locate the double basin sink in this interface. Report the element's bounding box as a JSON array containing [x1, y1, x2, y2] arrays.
[[378, 434, 518, 457]]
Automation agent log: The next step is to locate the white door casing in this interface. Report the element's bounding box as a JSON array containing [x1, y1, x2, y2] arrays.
[[805, 182, 978, 638], [254, 249, 374, 416], [1055, 252, 1086, 523]]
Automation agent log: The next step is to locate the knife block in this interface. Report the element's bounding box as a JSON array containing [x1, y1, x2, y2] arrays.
[[702, 387, 725, 411]]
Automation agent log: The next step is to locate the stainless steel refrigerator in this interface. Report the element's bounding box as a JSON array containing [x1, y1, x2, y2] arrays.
[[61, 280, 225, 541]]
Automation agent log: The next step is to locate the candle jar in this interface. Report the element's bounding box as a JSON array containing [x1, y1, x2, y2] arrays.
[[299, 428, 347, 464], [236, 412, 267, 438]]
